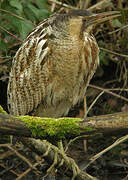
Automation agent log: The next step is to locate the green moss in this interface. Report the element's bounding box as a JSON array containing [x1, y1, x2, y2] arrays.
[[0, 104, 95, 140], [18, 116, 86, 140], [0, 105, 7, 114]]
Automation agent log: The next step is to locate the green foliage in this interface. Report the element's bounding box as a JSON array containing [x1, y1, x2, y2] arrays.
[[111, 19, 122, 28], [0, 40, 8, 53], [0, 0, 50, 58], [98, 41, 109, 66], [99, 50, 109, 66]]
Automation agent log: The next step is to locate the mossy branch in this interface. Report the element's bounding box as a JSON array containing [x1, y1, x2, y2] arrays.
[[0, 105, 100, 180], [0, 112, 84, 140], [1, 105, 128, 139], [1, 106, 128, 180]]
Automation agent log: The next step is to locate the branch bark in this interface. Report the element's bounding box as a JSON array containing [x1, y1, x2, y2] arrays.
[[1, 111, 128, 139], [0, 105, 100, 180], [1, 105, 128, 180], [19, 137, 99, 180]]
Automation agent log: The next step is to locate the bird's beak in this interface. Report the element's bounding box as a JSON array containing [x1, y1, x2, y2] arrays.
[[83, 11, 121, 26]]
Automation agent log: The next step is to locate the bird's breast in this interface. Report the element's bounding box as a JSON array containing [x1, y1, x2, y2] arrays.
[[46, 34, 99, 106]]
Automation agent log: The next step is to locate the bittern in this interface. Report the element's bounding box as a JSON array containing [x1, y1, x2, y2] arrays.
[[7, 10, 120, 118]]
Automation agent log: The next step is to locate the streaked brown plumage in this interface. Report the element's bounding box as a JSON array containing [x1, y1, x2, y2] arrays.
[[7, 10, 120, 117]]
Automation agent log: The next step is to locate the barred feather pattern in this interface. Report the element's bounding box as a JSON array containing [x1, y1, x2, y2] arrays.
[[7, 13, 99, 117]]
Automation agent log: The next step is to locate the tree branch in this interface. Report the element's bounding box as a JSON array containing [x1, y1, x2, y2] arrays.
[[0, 105, 99, 180], [1, 105, 128, 139], [19, 137, 99, 180]]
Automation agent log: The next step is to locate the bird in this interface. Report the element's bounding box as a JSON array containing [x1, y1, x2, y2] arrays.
[[7, 10, 120, 118]]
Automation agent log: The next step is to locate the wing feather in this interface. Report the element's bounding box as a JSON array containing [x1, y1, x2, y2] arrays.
[[7, 18, 51, 115]]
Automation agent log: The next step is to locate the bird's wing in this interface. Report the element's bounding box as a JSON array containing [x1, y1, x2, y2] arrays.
[[7, 17, 52, 116]]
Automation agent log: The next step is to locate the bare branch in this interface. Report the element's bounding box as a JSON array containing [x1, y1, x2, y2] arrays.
[[87, 0, 112, 11], [19, 138, 99, 180]]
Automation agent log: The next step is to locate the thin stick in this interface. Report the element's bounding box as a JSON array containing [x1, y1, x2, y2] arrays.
[[51, 2, 56, 12], [65, 135, 88, 153], [89, 84, 128, 102], [108, 24, 128, 34], [84, 0, 91, 9], [84, 91, 104, 118], [0, 144, 33, 168], [16, 161, 42, 180], [83, 134, 128, 169], [84, 96, 87, 117], [100, 47, 128, 58], [0, 162, 19, 176], [87, 0, 111, 11], [0, 26, 23, 42], [0, 9, 34, 26], [48, 0, 77, 10], [108, 88, 128, 91]]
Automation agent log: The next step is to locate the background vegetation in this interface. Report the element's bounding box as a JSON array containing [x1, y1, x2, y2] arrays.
[[0, 0, 128, 179]]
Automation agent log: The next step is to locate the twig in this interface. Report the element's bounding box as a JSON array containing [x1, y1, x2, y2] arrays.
[[0, 162, 19, 176], [100, 47, 128, 58], [84, 91, 104, 118], [48, 0, 77, 10], [83, 134, 128, 170], [65, 135, 88, 153], [108, 88, 128, 91], [0, 26, 23, 42], [0, 144, 34, 169], [16, 161, 42, 180], [0, 9, 34, 26], [84, 96, 87, 117], [0, 164, 15, 176], [84, 0, 91, 9], [108, 24, 128, 34], [87, 0, 111, 11], [89, 84, 128, 102], [51, 1, 56, 12], [0, 150, 14, 160]]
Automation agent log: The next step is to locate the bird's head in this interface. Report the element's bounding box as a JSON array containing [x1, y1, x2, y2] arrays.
[[68, 10, 120, 39], [51, 10, 120, 40]]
